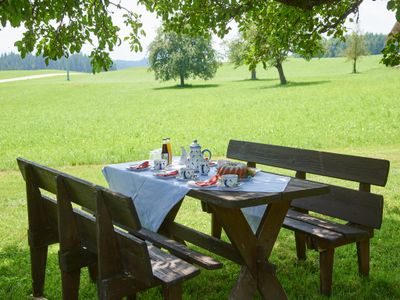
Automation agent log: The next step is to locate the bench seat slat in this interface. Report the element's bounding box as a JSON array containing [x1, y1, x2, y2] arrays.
[[72, 207, 200, 285], [137, 228, 222, 270], [283, 217, 344, 243], [148, 244, 200, 285], [287, 209, 370, 240]]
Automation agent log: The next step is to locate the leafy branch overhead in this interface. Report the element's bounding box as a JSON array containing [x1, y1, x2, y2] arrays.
[[1, 0, 399, 72], [0, 0, 145, 73]]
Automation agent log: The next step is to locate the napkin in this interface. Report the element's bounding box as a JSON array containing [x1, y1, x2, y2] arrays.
[[155, 170, 178, 177], [195, 175, 219, 187], [127, 161, 149, 170]]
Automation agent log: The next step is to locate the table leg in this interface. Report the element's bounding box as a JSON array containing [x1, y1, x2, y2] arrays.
[[229, 266, 257, 300], [256, 201, 290, 299], [210, 201, 290, 300], [211, 213, 223, 239]]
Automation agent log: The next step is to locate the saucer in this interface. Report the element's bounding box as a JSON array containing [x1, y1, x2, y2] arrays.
[[176, 176, 191, 181], [217, 182, 242, 190]]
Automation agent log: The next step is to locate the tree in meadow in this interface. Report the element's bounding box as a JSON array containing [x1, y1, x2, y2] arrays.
[[227, 26, 258, 80], [227, 4, 324, 86], [148, 29, 219, 87], [343, 28, 369, 73]]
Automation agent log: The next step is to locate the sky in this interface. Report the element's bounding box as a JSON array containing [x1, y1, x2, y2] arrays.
[[0, 0, 396, 61]]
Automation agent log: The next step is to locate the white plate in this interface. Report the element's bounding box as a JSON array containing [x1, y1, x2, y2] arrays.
[[153, 170, 178, 179], [188, 180, 218, 189], [126, 165, 150, 172]]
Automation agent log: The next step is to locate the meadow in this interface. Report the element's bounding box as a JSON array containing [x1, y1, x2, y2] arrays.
[[0, 55, 399, 299]]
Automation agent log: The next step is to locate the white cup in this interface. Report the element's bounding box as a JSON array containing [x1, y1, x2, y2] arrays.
[[154, 159, 167, 170], [220, 174, 239, 188], [179, 167, 194, 179], [199, 161, 210, 175]]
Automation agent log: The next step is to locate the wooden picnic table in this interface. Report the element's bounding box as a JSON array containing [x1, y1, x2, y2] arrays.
[[157, 175, 329, 300]]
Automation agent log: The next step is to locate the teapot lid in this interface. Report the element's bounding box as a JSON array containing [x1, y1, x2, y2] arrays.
[[190, 139, 201, 149]]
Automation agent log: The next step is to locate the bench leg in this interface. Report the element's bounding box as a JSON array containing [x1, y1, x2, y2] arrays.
[[211, 213, 222, 239], [88, 263, 98, 282], [61, 269, 81, 300], [162, 283, 182, 300], [294, 232, 307, 260], [319, 248, 334, 296], [357, 239, 370, 277], [30, 245, 48, 297]]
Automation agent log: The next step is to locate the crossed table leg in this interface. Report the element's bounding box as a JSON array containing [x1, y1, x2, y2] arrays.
[[209, 200, 291, 300]]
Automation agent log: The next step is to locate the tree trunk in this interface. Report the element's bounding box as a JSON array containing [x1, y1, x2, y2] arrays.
[[390, 21, 400, 35], [275, 61, 287, 85], [180, 73, 185, 87], [251, 69, 257, 80], [353, 58, 357, 73], [66, 57, 70, 81]]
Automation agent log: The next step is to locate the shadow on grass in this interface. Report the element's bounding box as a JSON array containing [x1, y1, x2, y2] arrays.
[[232, 78, 277, 83], [275, 213, 400, 300], [0, 243, 235, 299], [259, 80, 331, 89], [0, 244, 96, 299], [153, 84, 220, 90], [1, 212, 399, 300]]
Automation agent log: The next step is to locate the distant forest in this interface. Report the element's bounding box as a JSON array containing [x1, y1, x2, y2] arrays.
[[322, 33, 387, 57], [0, 53, 116, 72]]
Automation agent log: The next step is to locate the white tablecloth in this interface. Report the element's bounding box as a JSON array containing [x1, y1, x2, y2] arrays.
[[102, 160, 290, 233]]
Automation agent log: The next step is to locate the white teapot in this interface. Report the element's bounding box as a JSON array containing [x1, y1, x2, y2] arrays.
[[184, 140, 212, 172]]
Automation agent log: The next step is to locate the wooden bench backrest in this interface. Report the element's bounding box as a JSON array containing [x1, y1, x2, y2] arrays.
[[17, 157, 143, 231], [17, 157, 62, 247], [56, 174, 154, 285], [17, 158, 154, 285], [227, 140, 390, 229]]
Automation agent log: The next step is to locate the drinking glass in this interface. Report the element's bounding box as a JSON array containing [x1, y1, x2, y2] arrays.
[[149, 149, 162, 161]]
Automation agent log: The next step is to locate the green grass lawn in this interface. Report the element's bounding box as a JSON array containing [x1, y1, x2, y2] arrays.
[[0, 55, 399, 299]]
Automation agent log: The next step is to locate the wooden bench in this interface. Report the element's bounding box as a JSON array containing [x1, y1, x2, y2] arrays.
[[209, 140, 390, 296], [17, 158, 221, 299]]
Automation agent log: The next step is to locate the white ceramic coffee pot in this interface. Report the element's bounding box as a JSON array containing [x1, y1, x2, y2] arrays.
[[185, 140, 212, 172]]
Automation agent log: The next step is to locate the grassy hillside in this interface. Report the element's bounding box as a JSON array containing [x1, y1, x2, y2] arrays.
[[0, 55, 399, 299], [0, 55, 398, 171]]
